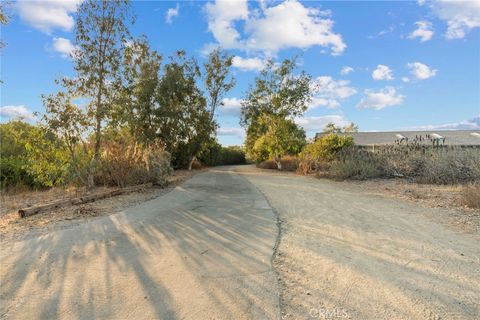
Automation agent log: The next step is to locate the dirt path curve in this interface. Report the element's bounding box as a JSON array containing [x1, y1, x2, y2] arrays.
[[1, 169, 280, 320], [235, 165, 480, 320]]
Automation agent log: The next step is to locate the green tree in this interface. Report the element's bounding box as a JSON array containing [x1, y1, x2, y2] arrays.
[[112, 37, 162, 144], [203, 48, 235, 121], [250, 114, 306, 169], [70, 0, 134, 186], [241, 58, 311, 167], [155, 51, 214, 169]]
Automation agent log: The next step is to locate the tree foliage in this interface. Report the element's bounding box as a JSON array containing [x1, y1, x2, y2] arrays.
[[68, 0, 134, 187], [155, 51, 214, 168], [204, 48, 235, 120], [241, 58, 311, 168], [250, 114, 306, 168], [112, 37, 162, 144]]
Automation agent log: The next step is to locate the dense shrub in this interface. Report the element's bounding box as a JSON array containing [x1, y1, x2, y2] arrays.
[[298, 134, 354, 174], [199, 141, 246, 166], [303, 134, 355, 161], [0, 121, 70, 188]]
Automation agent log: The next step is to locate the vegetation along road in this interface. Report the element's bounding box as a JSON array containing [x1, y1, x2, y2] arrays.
[[1, 166, 479, 319]]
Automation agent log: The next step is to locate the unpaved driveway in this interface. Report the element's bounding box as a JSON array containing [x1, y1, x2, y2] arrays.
[[1, 169, 279, 319], [235, 166, 480, 320], [2, 166, 479, 320]]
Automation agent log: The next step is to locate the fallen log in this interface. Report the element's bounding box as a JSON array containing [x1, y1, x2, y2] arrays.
[[18, 183, 153, 218]]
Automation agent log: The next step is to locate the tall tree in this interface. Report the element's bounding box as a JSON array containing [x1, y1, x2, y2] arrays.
[[112, 37, 162, 144], [203, 48, 235, 121], [73, 0, 134, 164], [156, 51, 213, 170], [241, 58, 312, 168]]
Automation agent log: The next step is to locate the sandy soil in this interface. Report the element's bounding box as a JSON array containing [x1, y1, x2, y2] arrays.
[[235, 165, 480, 320], [0, 169, 204, 240]]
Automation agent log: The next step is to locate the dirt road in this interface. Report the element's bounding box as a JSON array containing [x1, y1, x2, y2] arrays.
[[0, 169, 280, 319], [1, 166, 479, 319], [235, 166, 480, 320]]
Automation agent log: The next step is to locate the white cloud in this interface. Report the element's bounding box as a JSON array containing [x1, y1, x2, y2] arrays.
[[52, 37, 76, 58], [340, 66, 354, 75], [165, 3, 179, 24], [220, 97, 243, 115], [0, 105, 36, 121], [205, 0, 346, 56], [217, 126, 245, 137], [408, 115, 480, 130], [402, 77, 410, 83], [357, 87, 404, 110], [427, 0, 480, 39], [407, 62, 437, 80], [408, 21, 434, 42], [295, 115, 350, 134], [205, 0, 249, 48], [232, 56, 265, 72], [310, 76, 357, 109], [17, 0, 82, 34], [372, 64, 394, 81]]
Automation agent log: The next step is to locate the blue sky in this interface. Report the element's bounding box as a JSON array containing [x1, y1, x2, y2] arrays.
[[1, 0, 479, 146]]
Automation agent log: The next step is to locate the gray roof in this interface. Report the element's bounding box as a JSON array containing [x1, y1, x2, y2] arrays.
[[315, 130, 480, 146]]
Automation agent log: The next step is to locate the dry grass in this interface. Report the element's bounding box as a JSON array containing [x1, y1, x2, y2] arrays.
[[0, 169, 204, 238], [329, 146, 480, 184], [461, 184, 480, 209]]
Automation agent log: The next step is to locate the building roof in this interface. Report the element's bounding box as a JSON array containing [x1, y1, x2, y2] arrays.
[[315, 130, 480, 146]]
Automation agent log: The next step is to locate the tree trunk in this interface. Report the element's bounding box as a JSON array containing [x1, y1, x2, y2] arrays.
[[275, 156, 282, 171], [188, 155, 196, 171]]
